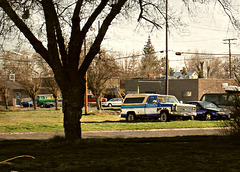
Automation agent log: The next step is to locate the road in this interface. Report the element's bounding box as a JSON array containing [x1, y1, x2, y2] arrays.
[[0, 128, 223, 140]]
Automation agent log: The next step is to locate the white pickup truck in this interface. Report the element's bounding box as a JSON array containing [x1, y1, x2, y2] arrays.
[[120, 94, 196, 122]]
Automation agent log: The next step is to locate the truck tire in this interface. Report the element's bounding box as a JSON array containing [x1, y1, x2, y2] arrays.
[[127, 113, 135, 121], [160, 112, 169, 122]]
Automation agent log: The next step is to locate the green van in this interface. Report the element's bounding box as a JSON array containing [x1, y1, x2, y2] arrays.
[[36, 94, 55, 107]]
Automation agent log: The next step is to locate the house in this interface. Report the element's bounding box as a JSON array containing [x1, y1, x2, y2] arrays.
[[173, 71, 198, 79], [0, 81, 27, 107]]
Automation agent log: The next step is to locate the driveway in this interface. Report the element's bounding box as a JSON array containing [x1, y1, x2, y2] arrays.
[[0, 127, 223, 140]]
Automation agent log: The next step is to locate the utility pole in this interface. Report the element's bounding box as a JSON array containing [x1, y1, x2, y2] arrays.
[[84, 36, 88, 115], [223, 38, 237, 79], [165, 0, 169, 95]]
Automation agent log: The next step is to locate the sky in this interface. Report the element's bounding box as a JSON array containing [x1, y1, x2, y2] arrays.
[[101, 0, 240, 70]]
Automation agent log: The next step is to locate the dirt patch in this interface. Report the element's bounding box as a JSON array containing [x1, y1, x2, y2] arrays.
[[92, 110, 120, 116]]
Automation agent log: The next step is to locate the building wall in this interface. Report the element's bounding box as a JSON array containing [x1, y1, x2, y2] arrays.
[[125, 79, 165, 94], [169, 79, 198, 102], [125, 78, 237, 103], [198, 79, 237, 100]]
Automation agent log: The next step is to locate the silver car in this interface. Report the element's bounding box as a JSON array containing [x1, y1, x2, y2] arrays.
[[102, 98, 123, 107]]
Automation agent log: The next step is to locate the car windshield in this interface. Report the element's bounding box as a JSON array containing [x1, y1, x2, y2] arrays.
[[200, 101, 218, 109], [158, 96, 179, 104]]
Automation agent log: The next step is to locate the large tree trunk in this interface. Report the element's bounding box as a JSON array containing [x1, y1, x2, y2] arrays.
[[61, 79, 85, 140]]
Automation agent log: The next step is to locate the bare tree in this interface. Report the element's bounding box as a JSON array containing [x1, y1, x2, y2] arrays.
[[0, 78, 10, 109], [44, 76, 61, 110], [185, 51, 205, 78], [17, 53, 43, 110], [38, 58, 62, 110], [119, 51, 140, 87], [206, 58, 225, 78], [0, 0, 238, 140], [20, 78, 41, 110], [87, 50, 119, 110]]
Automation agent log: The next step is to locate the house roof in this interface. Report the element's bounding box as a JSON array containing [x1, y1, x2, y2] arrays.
[[173, 71, 197, 77]]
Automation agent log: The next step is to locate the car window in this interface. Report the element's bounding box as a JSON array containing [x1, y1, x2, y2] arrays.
[[147, 96, 157, 104], [124, 97, 145, 104]]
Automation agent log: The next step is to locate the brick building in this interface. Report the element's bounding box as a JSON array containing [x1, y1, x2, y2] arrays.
[[125, 78, 237, 102]]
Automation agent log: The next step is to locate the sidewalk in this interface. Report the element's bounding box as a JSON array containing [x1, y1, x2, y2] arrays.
[[0, 128, 222, 140]]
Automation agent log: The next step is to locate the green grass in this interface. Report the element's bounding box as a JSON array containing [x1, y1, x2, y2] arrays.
[[0, 109, 227, 133], [0, 136, 240, 171]]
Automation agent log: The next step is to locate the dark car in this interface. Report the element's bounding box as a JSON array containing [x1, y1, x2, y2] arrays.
[[21, 100, 33, 107], [186, 101, 230, 120]]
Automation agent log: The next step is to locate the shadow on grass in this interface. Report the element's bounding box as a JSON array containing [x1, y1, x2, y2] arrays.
[[0, 135, 240, 172]]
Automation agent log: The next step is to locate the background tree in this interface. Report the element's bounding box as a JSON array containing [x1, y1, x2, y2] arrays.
[[206, 58, 225, 78], [87, 50, 119, 110], [169, 67, 175, 76], [119, 52, 140, 87], [0, 0, 238, 140], [39, 59, 62, 110], [139, 36, 165, 78], [17, 52, 43, 109], [181, 67, 187, 75], [0, 75, 10, 109], [44, 76, 61, 110], [185, 51, 205, 78]]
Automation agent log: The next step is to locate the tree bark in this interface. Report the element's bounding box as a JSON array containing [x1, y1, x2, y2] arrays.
[[3, 91, 8, 109], [60, 77, 85, 140]]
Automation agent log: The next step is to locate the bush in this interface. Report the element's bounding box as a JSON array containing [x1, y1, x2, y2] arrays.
[[222, 95, 240, 137]]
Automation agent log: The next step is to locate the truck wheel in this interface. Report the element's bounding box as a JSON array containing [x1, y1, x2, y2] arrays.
[[205, 113, 212, 121], [127, 113, 135, 121], [160, 112, 169, 122]]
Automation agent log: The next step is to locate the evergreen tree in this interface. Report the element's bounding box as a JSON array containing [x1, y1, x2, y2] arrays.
[[139, 36, 165, 78]]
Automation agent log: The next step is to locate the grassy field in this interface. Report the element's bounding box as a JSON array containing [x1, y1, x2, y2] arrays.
[[0, 109, 226, 133], [0, 109, 239, 171], [0, 136, 240, 171]]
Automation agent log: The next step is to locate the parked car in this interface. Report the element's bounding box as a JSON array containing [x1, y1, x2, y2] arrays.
[[21, 100, 33, 107], [200, 92, 240, 112], [44, 100, 63, 108], [102, 98, 123, 107], [186, 101, 230, 120], [85, 94, 107, 104]]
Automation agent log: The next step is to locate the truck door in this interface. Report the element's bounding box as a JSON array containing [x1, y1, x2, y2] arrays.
[[145, 96, 158, 116]]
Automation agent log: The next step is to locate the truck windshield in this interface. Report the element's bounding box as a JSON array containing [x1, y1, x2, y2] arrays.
[[158, 96, 179, 104]]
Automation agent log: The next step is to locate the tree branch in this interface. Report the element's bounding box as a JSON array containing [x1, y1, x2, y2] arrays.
[[79, 0, 127, 75], [41, 0, 67, 70], [0, 0, 49, 63]]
